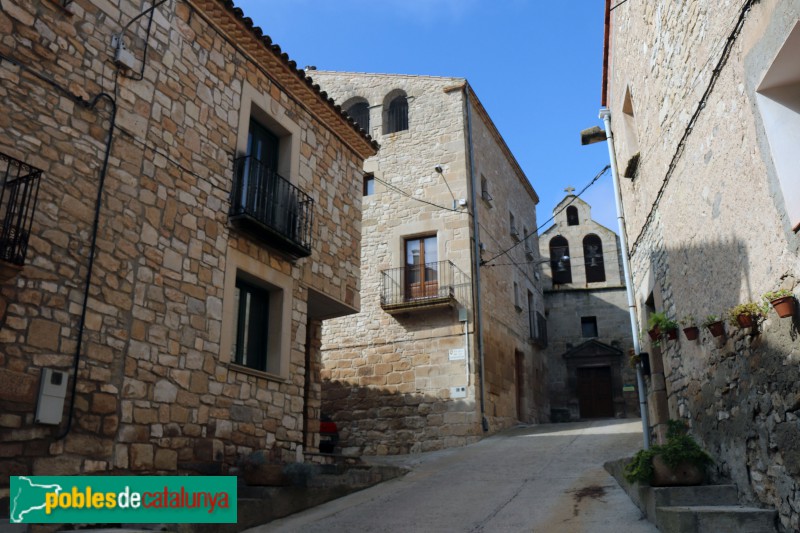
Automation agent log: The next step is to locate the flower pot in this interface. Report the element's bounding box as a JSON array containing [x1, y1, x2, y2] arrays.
[[648, 326, 660, 340], [770, 296, 796, 318], [650, 455, 705, 487], [666, 328, 678, 340], [683, 326, 699, 341], [735, 313, 755, 328], [706, 321, 724, 337]]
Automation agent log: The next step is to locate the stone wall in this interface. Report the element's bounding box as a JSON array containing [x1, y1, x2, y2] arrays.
[[468, 90, 548, 428], [608, 0, 800, 530], [0, 0, 372, 494], [314, 72, 546, 454]]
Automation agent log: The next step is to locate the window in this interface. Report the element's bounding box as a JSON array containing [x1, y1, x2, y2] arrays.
[[363, 173, 375, 196], [220, 247, 292, 379], [233, 277, 270, 371], [346, 101, 370, 132], [510, 213, 519, 239], [549, 235, 572, 284], [513, 281, 522, 311], [581, 316, 598, 338], [405, 235, 438, 299], [232, 117, 313, 257], [583, 234, 606, 283], [756, 22, 800, 232], [480, 175, 493, 204], [385, 94, 408, 134], [621, 86, 640, 179], [566, 206, 579, 226], [240, 119, 280, 212], [0, 152, 42, 267], [527, 290, 536, 338], [523, 227, 533, 258]]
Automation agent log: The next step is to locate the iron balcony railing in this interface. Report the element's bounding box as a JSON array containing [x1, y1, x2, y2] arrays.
[[230, 156, 314, 258], [0, 152, 42, 266], [381, 260, 469, 312]]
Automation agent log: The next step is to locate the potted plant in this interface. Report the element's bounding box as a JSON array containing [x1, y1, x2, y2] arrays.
[[680, 315, 699, 341], [624, 419, 713, 487], [646, 313, 662, 340], [662, 317, 679, 340], [648, 312, 678, 340], [703, 314, 724, 337], [764, 289, 796, 318], [727, 302, 765, 329]]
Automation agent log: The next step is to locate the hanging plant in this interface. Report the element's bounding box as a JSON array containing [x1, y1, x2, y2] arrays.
[[703, 315, 725, 337], [727, 302, 766, 329], [764, 289, 796, 318], [680, 315, 699, 341], [648, 312, 678, 341]]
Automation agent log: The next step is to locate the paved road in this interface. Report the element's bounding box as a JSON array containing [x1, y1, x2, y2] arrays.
[[246, 419, 657, 533]]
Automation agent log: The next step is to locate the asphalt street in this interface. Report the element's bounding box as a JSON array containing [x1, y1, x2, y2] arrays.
[[245, 419, 657, 533]]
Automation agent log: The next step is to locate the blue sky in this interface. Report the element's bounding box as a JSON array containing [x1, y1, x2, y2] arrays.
[[233, 0, 617, 233]]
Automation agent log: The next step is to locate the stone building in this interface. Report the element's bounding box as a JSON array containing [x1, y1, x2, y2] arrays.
[[312, 71, 548, 455], [538, 194, 637, 421], [605, 0, 800, 529], [0, 0, 376, 493]]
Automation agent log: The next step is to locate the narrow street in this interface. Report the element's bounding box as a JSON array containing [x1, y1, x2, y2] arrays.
[[247, 419, 656, 533]]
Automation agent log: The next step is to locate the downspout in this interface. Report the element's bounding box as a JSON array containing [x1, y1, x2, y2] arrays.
[[599, 108, 650, 450], [463, 85, 488, 432]]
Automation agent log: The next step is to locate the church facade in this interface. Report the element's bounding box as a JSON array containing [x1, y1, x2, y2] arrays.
[[538, 194, 638, 421]]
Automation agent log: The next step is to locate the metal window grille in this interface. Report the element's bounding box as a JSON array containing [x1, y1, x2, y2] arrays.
[[0, 153, 42, 266], [387, 96, 408, 133]]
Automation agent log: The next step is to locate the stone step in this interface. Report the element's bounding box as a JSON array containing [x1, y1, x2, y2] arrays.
[[638, 484, 740, 523], [651, 484, 739, 510], [656, 505, 777, 533]]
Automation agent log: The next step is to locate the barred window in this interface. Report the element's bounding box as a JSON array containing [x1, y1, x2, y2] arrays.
[[386, 95, 408, 134]]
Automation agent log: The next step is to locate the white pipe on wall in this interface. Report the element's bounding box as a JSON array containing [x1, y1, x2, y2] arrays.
[[600, 107, 650, 450]]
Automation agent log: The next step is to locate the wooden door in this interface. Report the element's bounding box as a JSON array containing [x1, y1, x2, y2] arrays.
[[577, 366, 614, 418], [405, 236, 438, 299]]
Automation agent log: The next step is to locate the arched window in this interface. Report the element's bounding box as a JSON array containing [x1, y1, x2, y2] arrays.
[[346, 101, 370, 133], [583, 234, 606, 283], [386, 94, 408, 134], [549, 236, 572, 284], [566, 206, 579, 226]]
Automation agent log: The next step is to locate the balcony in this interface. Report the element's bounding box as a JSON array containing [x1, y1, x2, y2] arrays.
[[229, 156, 313, 258], [0, 153, 41, 280], [381, 260, 469, 313]]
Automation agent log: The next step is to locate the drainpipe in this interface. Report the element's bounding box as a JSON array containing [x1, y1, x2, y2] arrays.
[[464, 86, 488, 432], [599, 108, 650, 449]]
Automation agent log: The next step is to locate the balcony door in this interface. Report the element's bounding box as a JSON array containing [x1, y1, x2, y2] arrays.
[[241, 119, 280, 219], [405, 235, 438, 299]]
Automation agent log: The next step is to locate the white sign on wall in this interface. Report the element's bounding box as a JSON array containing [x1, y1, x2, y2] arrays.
[[449, 348, 466, 361]]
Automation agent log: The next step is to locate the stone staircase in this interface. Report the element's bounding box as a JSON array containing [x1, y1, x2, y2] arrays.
[[606, 459, 778, 533]]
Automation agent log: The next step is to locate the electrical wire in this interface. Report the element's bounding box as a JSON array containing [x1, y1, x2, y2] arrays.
[[373, 175, 461, 213], [119, 0, 170, 81], [627, 0, 757, 257], [480, 164, 610, 266], [436, 168, 458, 207], [485, 249, 622, 268], [610, 0, 632, 11]]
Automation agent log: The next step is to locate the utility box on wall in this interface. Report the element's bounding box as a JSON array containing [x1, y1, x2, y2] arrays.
[[35, 368, 67, 425]]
